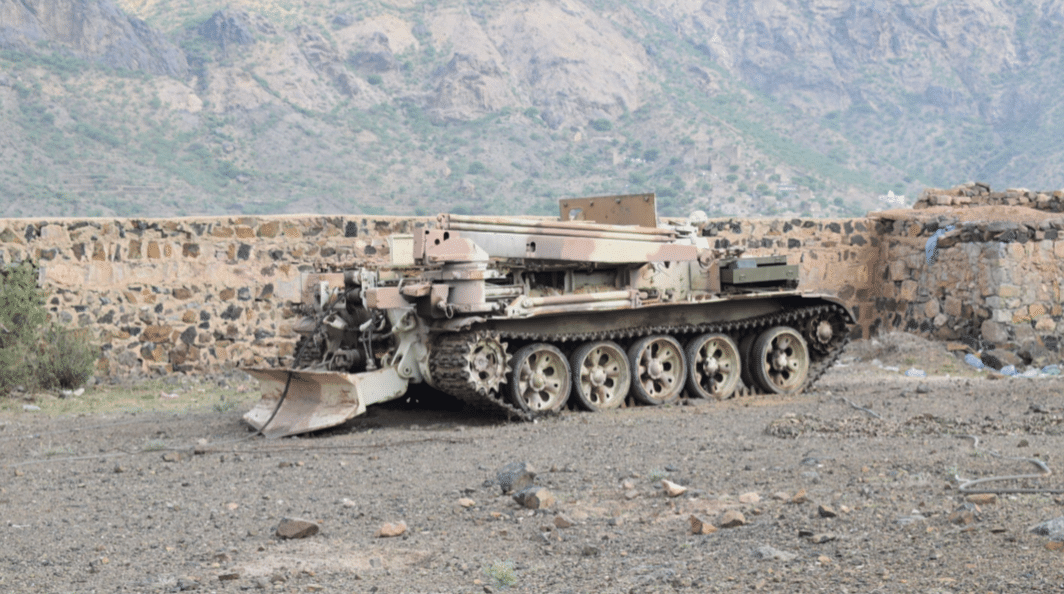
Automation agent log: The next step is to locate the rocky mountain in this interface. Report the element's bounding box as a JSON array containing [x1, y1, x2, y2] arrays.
[[0, 0, 1061, 219]]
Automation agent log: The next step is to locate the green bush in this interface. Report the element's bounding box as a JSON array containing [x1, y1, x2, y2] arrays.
[[37, 325, 97, 390], [0, 261, 97, 395]]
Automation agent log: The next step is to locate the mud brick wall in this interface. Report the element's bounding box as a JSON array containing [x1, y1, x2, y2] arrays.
[[0, 214, 885, 380], [871, 211, 1064, 366]]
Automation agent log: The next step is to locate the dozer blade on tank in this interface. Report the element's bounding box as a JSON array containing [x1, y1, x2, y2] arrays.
[[243, 193, 855, 437], [243, 367, 408, 438]]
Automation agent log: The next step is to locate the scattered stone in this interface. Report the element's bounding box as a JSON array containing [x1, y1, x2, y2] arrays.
[[817, 555, 832, 564], [276, 518, 320, 539], [341, 498, 357, 508], [662, 479, 688, 497], [162, 451, 189, 463], [818, 504, 838, 518], [753, 545, 796, 561], [306, 585, 325, 592], [376, 521, 407, 538], [496, 462, 536, 494], [809, 533, 837, 544], [624, 489, 639, 500], [1030, 516, 1064, 540], [772, 492, 790, 501], [965, 493, 997, 505], [513, 486, 555, 509], [458, 497, 476, 508], [915, 383, 931, 394], [1046, 541, 1064, 551], [553, 514, 575, 529], [949, 503, 979, 526], [720, 510, 746, 528], [739, 492, 761, 504], [791, 489, 808, 504], [581, 545, 600, 557], [689, 514, 718, 535], [218, 572, 240, 581]]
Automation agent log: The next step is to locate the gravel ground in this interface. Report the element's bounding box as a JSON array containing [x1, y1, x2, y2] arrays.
[[3, 334, 1064, 593]]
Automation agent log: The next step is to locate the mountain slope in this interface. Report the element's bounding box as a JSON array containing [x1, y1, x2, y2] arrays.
[[0, 0, 1061, 218]]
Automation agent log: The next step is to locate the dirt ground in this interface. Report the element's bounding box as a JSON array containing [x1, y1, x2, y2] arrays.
[[2, 333, 1064, 594]]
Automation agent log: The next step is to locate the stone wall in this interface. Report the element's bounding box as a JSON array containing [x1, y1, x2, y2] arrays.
[[916, 182, 1064, 212], [0, 213, 885, 380], [872, 184, 1064, 366]]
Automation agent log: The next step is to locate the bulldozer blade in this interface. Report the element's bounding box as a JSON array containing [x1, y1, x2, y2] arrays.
[[242, 367, 409, 438]]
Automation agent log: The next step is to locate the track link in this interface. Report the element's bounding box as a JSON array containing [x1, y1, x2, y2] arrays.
[[430, 303, 852, 420]]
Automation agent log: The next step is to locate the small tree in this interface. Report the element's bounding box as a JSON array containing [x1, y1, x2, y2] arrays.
[[0, 261, 46, 394]]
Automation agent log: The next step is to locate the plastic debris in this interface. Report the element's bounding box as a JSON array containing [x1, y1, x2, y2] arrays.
[[964, 353, 985, 369], [904, 368, 926, 378], [22, 404, 41, 411], [999, 365, 1018, 376], [1041, 365, 1061, 376], [1021, 368, 1040, 378]]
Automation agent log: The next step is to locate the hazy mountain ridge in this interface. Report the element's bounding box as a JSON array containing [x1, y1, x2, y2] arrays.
[[0, 0, 1061, 218]]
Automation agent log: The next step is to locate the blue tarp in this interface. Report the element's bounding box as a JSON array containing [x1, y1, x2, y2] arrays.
[[925, 225, 956, 265]]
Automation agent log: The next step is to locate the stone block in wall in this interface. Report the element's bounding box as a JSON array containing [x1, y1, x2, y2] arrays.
[[981, 320, 1009, 344], [944, 296, 963, 317], [141, 325, 173, 343], [899, 280, 918, 301], [257, 222, 279, 238], [998, 284, 1020, 298], [924, 299, 939, 318], [888, 260, 907, 281]]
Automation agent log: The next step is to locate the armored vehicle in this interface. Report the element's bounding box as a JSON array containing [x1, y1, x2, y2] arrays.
[[244, 194, 853, 437]]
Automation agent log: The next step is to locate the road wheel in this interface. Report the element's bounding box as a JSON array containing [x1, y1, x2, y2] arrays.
[[628, 335, 686, 405], [738, 333, 756, 390], [685, 333, 741, 400], [750, 326, 810, 394], [508, 343, 571, 414], [570, 341, 630, 411]]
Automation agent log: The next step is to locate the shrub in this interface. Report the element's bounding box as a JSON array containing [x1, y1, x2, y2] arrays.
[[589, 118, 612, 132], [0, 261, 97, 395], [37, 325, 97, 390]]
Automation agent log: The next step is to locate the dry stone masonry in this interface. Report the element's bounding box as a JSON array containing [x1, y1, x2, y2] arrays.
[[874, 184, 1064, 366], [1, 186, 1061, 381]]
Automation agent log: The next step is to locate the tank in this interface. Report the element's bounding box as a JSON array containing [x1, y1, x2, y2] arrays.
[[243, 194, 854, 437]]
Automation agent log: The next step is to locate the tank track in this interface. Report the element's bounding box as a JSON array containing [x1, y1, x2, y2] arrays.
[[429, 303, 851, 421], [430, 334, 532, 421]]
